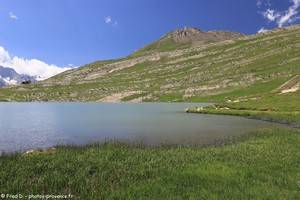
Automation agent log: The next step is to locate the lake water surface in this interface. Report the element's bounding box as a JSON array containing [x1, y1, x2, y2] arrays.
[[0, 103, 273, 152]]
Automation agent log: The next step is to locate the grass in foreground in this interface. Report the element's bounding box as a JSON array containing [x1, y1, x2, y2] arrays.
[[0, 127, 300, 199]]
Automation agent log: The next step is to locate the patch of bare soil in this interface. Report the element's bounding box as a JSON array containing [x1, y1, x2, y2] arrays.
[[98, 91, 139, 103], [278, 76, 300, 94]]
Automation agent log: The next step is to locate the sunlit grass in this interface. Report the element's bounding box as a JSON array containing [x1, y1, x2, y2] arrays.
[[0, 127, 299, 199]]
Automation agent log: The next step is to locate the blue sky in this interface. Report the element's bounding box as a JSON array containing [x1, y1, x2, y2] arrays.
[[0, 0, 299, 78]]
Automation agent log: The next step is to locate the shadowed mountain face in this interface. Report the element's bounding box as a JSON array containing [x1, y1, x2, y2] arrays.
[[0, 79, 6, 87], [0, 25, 299, 102], [0, 66, 36, 87]]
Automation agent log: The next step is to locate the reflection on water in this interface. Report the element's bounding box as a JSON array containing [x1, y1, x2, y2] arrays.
[[0, 103, 272, 152]]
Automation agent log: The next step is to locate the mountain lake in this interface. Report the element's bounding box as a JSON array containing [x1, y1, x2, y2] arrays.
[[0, 102, 274, 153]]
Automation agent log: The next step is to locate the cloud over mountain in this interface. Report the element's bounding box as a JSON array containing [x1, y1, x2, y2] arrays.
[[0, 46, 71, 80]]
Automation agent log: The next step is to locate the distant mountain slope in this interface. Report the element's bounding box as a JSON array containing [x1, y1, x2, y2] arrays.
[[0, 66, 36, 87], [0, 25, 299, 104], [0, 79, 6, 87]]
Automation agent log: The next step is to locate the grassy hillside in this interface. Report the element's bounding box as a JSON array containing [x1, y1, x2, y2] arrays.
[[0, 25, 299, 123]]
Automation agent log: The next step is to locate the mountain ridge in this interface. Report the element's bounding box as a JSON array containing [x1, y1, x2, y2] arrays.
[[0, 24, 299, 105], [0, 66, 36, 88], [168, 27, 243, 43], [134, 27, 244, 55]]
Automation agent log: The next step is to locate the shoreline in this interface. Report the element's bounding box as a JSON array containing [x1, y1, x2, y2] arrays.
[[1, 127, 299, 199], [1, 124, 298, 156], [0, 126, 274, 156], [186, 106, 300, 129]]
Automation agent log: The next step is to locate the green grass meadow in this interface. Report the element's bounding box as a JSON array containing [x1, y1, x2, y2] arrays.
[[0, 127, 299, 199]]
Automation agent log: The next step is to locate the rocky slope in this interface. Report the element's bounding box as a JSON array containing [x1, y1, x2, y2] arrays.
[[0, 25, 299, 103], [161, 27, 243, 45], [135, 27, 244, 54]]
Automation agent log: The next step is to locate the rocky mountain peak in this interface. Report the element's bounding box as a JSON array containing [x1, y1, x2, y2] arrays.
[[170, 27, 204, 43], [167, 27, 244, 44]]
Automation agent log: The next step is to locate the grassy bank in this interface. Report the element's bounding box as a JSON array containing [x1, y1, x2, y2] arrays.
[[186, 90, 300, 127], [187, 106, 300, 127], [1, 127, 299, 199]]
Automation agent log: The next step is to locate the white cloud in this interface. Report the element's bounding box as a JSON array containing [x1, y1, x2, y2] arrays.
[[260, 0, 300, 27], [104, 16, 118, 27], [0, 46, 71, 80], [113, 21, 118, 27], [104, 16, 112, 24], [9, 11, 18, 20], [257, 0, 262, 7], [0, 47, 11, 63], [277, 0, 300, 27], [257, 0, 271, 8], [263, 9, 280, 21]]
